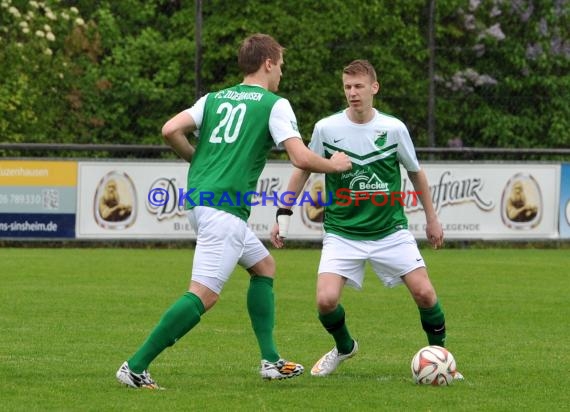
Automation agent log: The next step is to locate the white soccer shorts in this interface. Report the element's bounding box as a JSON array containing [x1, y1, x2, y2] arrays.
[[187, 206, 269, 294], [318, 229, 426, 289]]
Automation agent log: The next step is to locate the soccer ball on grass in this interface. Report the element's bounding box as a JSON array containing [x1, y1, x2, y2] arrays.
[[411, 345, 457, 386]]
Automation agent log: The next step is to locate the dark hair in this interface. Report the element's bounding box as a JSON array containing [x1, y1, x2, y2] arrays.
[[343, 59, 377, 82], [238, 33, 284, 75]]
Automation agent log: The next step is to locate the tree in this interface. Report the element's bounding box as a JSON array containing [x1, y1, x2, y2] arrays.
[[434, 0, 570, 148], [1, 0, 568, 150], [0, 0, 87, 143]]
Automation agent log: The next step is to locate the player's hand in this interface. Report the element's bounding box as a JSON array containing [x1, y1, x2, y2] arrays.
[[426, 219, 444, 249], [330, 151, 352, 172], [270, 223, 285, 248]]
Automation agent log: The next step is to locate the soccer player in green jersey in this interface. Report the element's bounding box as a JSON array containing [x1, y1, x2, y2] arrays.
[[116, 33, 352, 389], [271, 60, 463, 380]]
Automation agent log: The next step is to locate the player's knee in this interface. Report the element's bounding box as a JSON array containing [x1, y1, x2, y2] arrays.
[[262, 254, 276, 275], [248, 254, 276, 276], [316, 293, 339, 313], [189, 281, 220, 311], [412, 287, 437, 308], [202, 294, 219, 311]]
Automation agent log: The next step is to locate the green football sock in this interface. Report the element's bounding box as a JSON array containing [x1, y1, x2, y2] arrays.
[[128, 292, 205, 373], [247, 275, 279, 363], [419, 300, 446, 347], [318, 304, 354, 354]]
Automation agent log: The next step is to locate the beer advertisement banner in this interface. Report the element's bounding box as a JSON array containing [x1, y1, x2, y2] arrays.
[[76, 161, 560, 240], [0, 160, 77, 238], [403, 164, 559, 240], [558, 164, 570, 239], [249, 163, 561, 241], [76, 162, 192, 239], [76, 161, 314, 240]]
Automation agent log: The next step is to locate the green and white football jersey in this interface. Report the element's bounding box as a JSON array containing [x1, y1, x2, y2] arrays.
[[309, 109, 420, 240], [185, 84, 300, 221]]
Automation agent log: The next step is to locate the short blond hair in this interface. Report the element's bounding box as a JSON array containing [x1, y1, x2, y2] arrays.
[[343, 59, 377, 82]]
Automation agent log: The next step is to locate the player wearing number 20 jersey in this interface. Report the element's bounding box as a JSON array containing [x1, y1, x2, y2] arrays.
[[116, 34, 352, 389], [185, 84, 300, 221]]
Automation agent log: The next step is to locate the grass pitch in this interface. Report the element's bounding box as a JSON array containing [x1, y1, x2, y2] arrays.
[[0, 247, 568, 411]]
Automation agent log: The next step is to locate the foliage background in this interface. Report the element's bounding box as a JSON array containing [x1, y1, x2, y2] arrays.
[[1, 0, 568, 150]]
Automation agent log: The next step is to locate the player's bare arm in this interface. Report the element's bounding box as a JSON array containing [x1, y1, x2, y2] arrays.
[[282, 138, 352, 173], [162, 111, 197, 162], [407, 169, 444, 249], [270, 167, 311, 248]]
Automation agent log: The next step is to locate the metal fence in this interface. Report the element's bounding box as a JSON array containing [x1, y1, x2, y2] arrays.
[[2, 143, 570, 161]]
